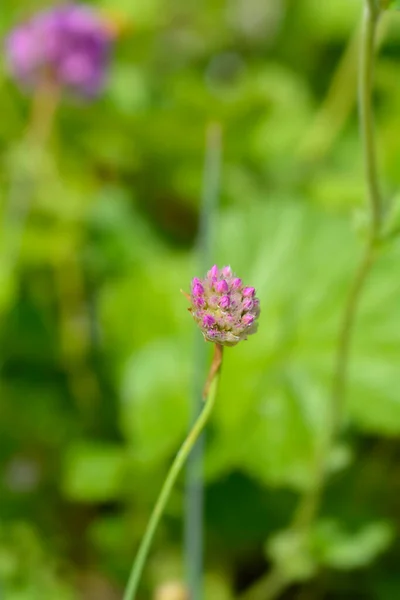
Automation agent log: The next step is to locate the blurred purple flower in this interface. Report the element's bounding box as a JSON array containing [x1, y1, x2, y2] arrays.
[[5, 3, 113, 98], [188, 265, 260, 346]]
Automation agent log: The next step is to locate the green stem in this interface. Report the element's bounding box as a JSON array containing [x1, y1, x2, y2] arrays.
[[239, 568, 287, 600], [360, 0, 382, 234], [2, 80, 59, 270], [294, 0, 384, 553], [291, 238, 376, 536], [327, 0, 382, 442], [122, 344, 224, 600], [239, 2, 383, 599]]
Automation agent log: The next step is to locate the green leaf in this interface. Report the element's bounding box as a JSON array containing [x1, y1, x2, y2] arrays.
[[383, 1, 400, 10], [312, 519, 394, 570], [267, 519, 394, 584], [267, 529, 317, 582], [120, 338, 190, 464]]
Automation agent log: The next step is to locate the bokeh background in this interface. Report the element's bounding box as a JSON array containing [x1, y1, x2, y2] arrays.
[[1, 0, 400, 598]]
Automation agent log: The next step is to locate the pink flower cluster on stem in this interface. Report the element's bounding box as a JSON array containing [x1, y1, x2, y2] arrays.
[[189, 265, 260, 346], [5, 3, 113, 98]]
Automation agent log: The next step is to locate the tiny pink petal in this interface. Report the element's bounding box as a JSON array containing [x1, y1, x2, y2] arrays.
[[243, 287, 255, 297], [208, 265, 219, 279], [194, 297, 205, 308], [242, 314, 255, 325], [232, 278, 242, 289], [219, 295, 230, 309], [203, 314, 215, 327], [192, 283, 204, 296], [243, 298, 253, 311], [215, 280, 229, 293]]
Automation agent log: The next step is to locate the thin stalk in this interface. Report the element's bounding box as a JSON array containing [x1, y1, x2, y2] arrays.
[[359, 0, 382, 234], [290, 239, 376, 534], [185, 122, 222, 600], [323, 0, 382, 453], [1, 80, 59, 271], [239, 568, 287, 600], [240, 2, 383, 599], [122, 344, 224, 600], [0, 82, 59, 385], [299, 0, 384, 521], [298, 12, 388, 164]]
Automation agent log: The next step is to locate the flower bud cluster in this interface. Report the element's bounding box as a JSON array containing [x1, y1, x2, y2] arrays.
[[6, 3, 113, 97], [189, 265, 260, 346]]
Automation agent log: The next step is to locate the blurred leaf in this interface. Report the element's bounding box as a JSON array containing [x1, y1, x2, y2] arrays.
[[108, 65, 149, 114], [312, 519, 394, 570], [267, 528, 317, 582], [267, 519, 394, 584], [382, 192, 400, 240], [120, 338, 190, 464], [99, 0, 163, 27], [0, 522, 75, 600], [62, 442, 126, 502]]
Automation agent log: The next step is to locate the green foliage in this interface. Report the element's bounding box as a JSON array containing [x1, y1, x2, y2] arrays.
[[0, 523, 75, 600], [63, 442, 127, 502], [267, 519, 394, 583], [384, 1, 400, 10], [1, 0, 400, 598]]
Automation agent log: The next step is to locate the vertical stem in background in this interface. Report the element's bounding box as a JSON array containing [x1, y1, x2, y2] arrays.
[[122, 344, 224, 600], [359, 0, 382, 236], [1, 81, 59, 272], [240, 2, 384, 599], [295, 0, 384, 525], [327, 0, 383, 452], [185, 123, 222, 600], [297, 0, 384, 545]]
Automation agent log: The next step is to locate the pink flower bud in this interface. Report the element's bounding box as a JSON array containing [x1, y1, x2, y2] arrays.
[[203, 314, 215, 328], [207, 265, 219, 279], [232, 278, 242, 289], [219, 295, 230, 309], [243, 287, 255, 298], [222, 266, 232, 277], [242, 313, 255, 326], [243, 298, 253, 311], [194, 297, 205, 308], [192, 283, 204, 296], [215, 280, 229, 293]]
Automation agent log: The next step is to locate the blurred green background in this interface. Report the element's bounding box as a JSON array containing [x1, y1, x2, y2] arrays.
[[1, 0, 400, 598]]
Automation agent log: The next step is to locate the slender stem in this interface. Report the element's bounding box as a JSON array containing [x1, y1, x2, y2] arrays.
[[359, 0, 382, 233], [122, 344, 224, 600], [1, 80, 59, 270], [239, 568, 287, 600], [298, 16, 388, 164], [291, 239, 376, 536], [295, 0, 383, 557], [0, 82, 59, 384], [328, 0, 382, 439], [329, 242, 376, 438], [239, 3, 383, 599]]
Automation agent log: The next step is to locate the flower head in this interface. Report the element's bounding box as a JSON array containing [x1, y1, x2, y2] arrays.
[[5, 3, 113, 97], [187, 265, 260, 346]]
